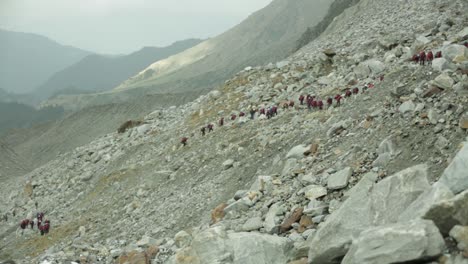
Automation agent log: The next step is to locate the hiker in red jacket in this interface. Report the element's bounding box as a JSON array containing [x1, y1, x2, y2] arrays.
[[335, 94, 342, 106], [327, 97, 333, 108], [412, 54, 420, 63], [219, 117, 224, 126], [181, 137, 188, 146], [345, 89, 352, 97], [427, 51, 434, 65], [201, 126, 206, 136], [435, 51, 442, 58], [272, 106, 278, 116], [207, 124, 214, 132], [231, 114, 237, 121], [464, 42, 468, 48], [289, 101, 295, 108], [353, 87, 359, 95], [299, 95, 305, 105], [239, 112, 245, 117], [260, 108, 266, 116], [317, 100, 324, 110], [19, 219, 29, 236], [419, 51, 426, 65]]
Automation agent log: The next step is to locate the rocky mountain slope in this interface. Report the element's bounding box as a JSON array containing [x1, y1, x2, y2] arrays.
[[34, 39, 203, 101], [1, 0, 468, 263], [40, 0, 333, 111], [0, 29, 91, 94]]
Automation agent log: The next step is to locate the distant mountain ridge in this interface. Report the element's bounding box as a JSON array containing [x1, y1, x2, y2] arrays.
[[0, 29, 92, 94], [34, 39, 203, 100], [41, 0, 333, 110]]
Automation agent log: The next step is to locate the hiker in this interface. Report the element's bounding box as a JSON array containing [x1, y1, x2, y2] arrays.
[[37, 212, 44, 222], [427, 51, 434, 65], [249, 108, 256, 119], [239, 112, 245, 117], [207, 124, 214, 132], [259, 108, 266, 116], [317, 100, 324, 110], [289, 101, 295, 108], [219, 117, 224, 126], [282, 102, 289, 109], [327, 97, 333, 108], [419, 51, 426, 65], [201, 126, 206, 136], [272, 106, 278, 116], [231, 114, 237, 121], [353, 87, 359, 95], [368, 83, 375, 89], [19, 219, 29, 235], [180, 137, 188, 146], [464, 42, 468, 48], [30, 219, 34, 229], [435, 51, 442, 58], [345, 89, 352, 98], [43, 220, 50, 235], [266, 108, 272, 119], [379, 75, 384, 82], [335, 94, 342, 106], [299, 95, 305, 105]]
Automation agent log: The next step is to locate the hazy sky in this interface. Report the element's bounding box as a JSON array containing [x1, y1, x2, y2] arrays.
[[0, 0, 272, 54]]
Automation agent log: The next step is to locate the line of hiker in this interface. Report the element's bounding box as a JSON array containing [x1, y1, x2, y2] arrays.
[[412, 40, 468, 66], [18, 211, 50, 236], [180, 77, 383, 147]]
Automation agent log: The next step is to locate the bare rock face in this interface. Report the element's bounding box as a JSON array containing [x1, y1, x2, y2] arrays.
[[170, 226, 293, 264], [438, 140, 468, 194], [308, 165, 430, 264], [342, 220, 445, 264]]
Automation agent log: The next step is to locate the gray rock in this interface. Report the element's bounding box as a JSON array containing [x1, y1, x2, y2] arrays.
[[342, 220, 445, 264], [399, 182, 454, 222], [242, 217, 264, 232], [432, 58, 457, 72], [438, 141, 468, 194], [136, 124, 151, 135], [303, 199, 326, 217], [308, 165, 430, 264], [372, 152, 391, 168], [137, 235, 158, 247], [377, 137, 397, 156], [286, 144, 310, 159], [303, 185, 327, 200], [222, 159, 235, 170], [174, 231, 192, 248], [458, 27, 468, 39], [327, 167, 352, 190], [442, 44, 468, 62], [424, 189, 468, 235], [433, 73, 454, 90], [173, 226, 292, 264], [399, 100, 416, 114], [264, 203, 283, 234], [449, 225, 468, 251]]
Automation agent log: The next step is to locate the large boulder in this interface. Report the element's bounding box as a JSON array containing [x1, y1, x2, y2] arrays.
[[341, 220, 445, 264], [458, 27, 468, 40], [171, 226, 293, 264], [438, 140, 468, 194], [431, 58, 457, 72], [424, 189, 468, 235], [432, 73, 454, 90], [353, 60, 385, 78], [399, 182, 454, 222], [442, 44, 468, 63], [286, 144, 311, 159], [399, 100, 416, 114], [308, 165, 430, 264], [327, 167, 352, 190]]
